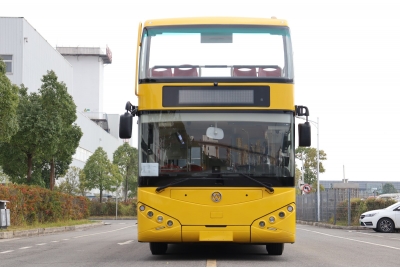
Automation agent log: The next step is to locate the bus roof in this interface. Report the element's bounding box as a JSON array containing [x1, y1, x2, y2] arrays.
[[143, 17, 288, 27]]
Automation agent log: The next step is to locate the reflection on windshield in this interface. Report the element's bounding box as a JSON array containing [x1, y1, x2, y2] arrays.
[[139, 112, 294, 181]]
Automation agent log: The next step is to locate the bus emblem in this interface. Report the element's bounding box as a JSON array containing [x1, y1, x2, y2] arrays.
[[211, 192, 222, 203]]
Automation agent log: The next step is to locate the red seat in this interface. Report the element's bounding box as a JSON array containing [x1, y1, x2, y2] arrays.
[[174, 65, 198, 77], [258, 67, 282, 77], [150, 67, 173, 77], [233, 67, 257, 77]]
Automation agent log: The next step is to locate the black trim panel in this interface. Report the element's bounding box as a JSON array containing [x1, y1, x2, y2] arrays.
[[163, 86, 270, 107]]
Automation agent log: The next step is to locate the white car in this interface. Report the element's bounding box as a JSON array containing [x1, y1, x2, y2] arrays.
[[359, 201, 400, 233]]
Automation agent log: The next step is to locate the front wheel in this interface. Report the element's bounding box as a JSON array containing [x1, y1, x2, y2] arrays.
[[266, 243, 284, 255], [377, 218, 394, 233], [149, 242, 168, 255]]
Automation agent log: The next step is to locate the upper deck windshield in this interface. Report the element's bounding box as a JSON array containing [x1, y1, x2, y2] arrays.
[[138, 112, 295, 188], [139, 25, 293, 81]]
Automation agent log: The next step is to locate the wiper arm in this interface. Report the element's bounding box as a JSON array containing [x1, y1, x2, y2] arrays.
[[219, 172, 274, 193], [156, 178, 192, 193], [155, 173, 274, 194]]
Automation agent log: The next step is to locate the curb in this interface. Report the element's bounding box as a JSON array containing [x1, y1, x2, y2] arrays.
[[296, 220, 369, 230], [0, 221, 104, 239]]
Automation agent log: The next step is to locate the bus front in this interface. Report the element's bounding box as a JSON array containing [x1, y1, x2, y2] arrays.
[[119, 17, 311, 256]]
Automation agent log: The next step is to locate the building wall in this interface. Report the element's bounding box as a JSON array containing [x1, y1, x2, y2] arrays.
[[0, 18, 73, 95], [0, 17, 24, 86], [71, 111, 123, 168], [62, 55, 103, 113], [21, 19, 73, 95]]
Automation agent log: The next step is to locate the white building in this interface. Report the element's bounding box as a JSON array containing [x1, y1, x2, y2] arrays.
[[0, 17, 124, 171]]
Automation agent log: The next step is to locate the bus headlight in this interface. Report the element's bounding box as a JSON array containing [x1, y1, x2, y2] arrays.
[[279, 212, 285, 218], [269, 216, 275, 223], [157, 216, 163, 223], [147, 211, 154, 218], [287, 206, 293, 212], [259, 221, 266, 228], [139, 205, 145, 211], [167, 220, 173, 227]]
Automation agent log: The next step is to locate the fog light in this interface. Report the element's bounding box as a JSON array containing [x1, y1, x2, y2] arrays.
[[167, 220, 173, 227], [269, 216, 275, 223], [279, 212, 285, 218], [287, 206, 293, 212], [139, 205, 145, 211], [147, 211, 154, 218], [259, 221, 266, 228], [157, 216, 163, 223]]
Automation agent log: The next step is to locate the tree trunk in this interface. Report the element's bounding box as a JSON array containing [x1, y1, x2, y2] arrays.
[[27, 153, 32, 182], [125, 173, 128, 202], [50, 157, 55, 190], [100, 188, 103, 203]]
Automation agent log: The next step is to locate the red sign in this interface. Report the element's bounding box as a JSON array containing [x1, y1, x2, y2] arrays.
[[302, 184, 312, 194]]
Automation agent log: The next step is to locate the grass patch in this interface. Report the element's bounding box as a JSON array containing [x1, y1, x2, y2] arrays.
[[3, 219, 96, 232]]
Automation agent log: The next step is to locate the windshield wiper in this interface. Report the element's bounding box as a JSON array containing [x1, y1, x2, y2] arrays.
[[155, 178, 193, 193], [219, 172, 274, 193], [155, 173, 274, 194]]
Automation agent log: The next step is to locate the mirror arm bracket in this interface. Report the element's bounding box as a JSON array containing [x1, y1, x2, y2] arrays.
[[125, 101, 138, 116]]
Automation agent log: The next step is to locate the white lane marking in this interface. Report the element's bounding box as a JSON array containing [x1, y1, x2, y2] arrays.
[[36, 243, 47, 246], [118, 240, 134, 245], [19, 246, 32, 250], [51, 241, 59, 243], [62, 239, 69, 241], [299, 228, 400, 250], [119, 223, 126, 224], [207, 259, 217, 267], [73, 225, 135, 239], [0, 250, 14, 254]]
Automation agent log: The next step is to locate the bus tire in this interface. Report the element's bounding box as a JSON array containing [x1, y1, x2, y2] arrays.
[[266, 243, 284, 255], [149, 242, 168, 255]]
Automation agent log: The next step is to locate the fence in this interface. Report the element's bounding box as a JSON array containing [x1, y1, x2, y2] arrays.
[[296, 189, 383, 226]]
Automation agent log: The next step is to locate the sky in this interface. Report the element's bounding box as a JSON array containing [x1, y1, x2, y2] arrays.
[[3, 0, 400, 183]]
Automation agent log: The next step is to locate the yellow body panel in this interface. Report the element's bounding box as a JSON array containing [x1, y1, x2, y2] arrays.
[[137, 187, 295, 243], [138, 83, 294, 111], [135, 17, 297, 248], [143, 17, 288, 27]]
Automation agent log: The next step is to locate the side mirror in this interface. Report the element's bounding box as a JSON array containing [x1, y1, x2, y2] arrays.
[[119, 112, 133, 139], [298, 122, 311, 147], [206, 127, 224, 140]]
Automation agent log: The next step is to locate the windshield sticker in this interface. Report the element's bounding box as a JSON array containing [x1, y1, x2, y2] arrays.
[[141, 163, 159, 177]]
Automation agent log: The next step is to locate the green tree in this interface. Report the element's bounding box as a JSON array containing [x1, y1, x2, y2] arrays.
[[113, 143, 138, 201], [382, 183, 398, 194], [295, 147, 327, 192], [39, 70, 82, 190], [77, 169, 88, 196], [0, 86, 47, 184], [83, 147, 123, 202], [55, 166, 81, 195], [0, 166, 10, 184], [0, 58, 19, 142]]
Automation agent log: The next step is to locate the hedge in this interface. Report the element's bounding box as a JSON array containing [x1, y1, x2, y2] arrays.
[[89, 200, 137, 217], [0, 184, 89, 226]]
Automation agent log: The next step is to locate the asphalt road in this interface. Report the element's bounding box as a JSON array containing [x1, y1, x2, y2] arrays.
[[0, 220, 399, 267]]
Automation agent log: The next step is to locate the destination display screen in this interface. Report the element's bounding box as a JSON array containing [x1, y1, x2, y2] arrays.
[[162, 86, 270, 107]]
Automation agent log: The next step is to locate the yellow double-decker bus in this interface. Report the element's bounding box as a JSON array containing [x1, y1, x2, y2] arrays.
[[119, 17, 311, 256]]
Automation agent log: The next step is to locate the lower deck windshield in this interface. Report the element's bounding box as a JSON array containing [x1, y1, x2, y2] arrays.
[[139, 112, 294, 188]]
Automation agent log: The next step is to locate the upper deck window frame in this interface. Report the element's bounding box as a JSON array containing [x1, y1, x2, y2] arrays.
[[138, 25, 293, 83]]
